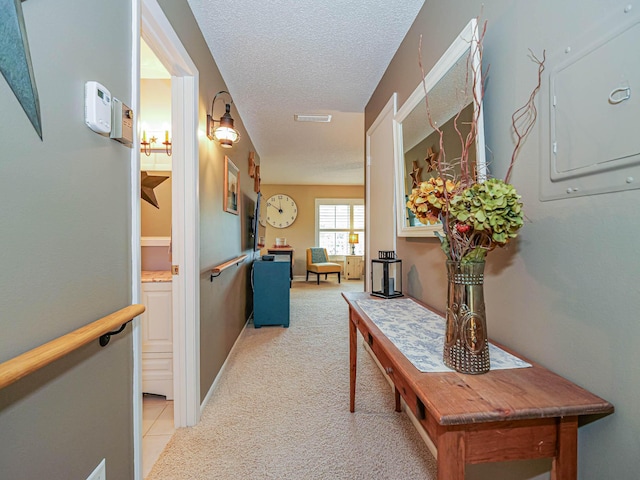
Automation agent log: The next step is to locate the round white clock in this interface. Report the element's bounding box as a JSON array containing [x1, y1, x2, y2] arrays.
[[266, 194, 297, 228]]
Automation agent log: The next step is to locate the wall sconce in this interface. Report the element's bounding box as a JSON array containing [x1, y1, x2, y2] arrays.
[[140, 129, 171, 156], [348, 233, 359, 255], [207, 90, 240, 148]]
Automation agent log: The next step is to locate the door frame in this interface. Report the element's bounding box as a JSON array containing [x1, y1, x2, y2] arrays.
[[132, 0, 201, 478], [365, 93, 397, 292]]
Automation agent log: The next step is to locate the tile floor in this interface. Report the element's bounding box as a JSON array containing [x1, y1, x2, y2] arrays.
[[142, 394, 175, 479]]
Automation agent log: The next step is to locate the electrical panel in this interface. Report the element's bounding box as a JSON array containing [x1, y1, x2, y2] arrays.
[[541, 7, 640, 200]]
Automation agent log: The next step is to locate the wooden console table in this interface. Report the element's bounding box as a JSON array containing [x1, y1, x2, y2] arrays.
[[343, 292, 613, 480]]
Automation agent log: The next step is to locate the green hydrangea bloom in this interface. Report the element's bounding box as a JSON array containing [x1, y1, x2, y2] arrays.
[[449, 178, 524, 246]]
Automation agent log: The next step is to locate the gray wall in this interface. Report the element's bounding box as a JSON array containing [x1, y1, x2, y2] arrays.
[[156, 0, 259, 401], [366, 1, 639, 479], [0, 0, 134, 478]]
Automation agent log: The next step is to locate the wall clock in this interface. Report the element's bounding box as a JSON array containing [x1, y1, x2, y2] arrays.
[[266, 194, 297, 228]]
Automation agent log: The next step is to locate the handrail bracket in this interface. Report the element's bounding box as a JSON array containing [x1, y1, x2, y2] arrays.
[[99, 323, 129, 347]]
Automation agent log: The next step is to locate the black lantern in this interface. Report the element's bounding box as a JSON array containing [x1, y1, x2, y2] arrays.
[[371, 251, 403, 298]]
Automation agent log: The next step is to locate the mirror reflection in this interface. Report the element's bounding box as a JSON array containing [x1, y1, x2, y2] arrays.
[[394, 19, 486, 237]]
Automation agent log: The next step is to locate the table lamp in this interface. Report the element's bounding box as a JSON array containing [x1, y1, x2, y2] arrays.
[[348, 233, 359, 255]]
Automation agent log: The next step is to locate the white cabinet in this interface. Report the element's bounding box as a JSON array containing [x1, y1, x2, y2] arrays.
[[345, 255, 364, 280], [141, 281, 173, 399]]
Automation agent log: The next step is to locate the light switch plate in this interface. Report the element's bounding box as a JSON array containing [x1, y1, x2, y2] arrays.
[[86, 459, 106, 480]]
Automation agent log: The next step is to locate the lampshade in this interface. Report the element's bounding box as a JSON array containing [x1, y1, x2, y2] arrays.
[[349, 233, 359, 244]]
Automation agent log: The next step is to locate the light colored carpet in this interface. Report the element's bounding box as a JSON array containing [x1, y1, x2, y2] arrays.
[[147, 278, 437, 479]]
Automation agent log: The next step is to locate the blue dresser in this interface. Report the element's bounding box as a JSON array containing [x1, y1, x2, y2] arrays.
[[252, 255, 290, 328]]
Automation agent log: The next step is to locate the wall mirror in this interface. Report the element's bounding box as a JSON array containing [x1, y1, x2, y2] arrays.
[[394, 19, 487, 237]]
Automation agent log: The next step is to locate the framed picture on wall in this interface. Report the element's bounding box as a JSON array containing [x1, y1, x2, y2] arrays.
[[224, 156, 239, 215]]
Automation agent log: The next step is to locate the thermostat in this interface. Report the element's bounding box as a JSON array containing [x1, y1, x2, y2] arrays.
[[85, 81, 111, 134]]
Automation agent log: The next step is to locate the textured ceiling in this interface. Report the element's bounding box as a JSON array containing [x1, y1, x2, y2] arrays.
[[187, 0, 425, 185]]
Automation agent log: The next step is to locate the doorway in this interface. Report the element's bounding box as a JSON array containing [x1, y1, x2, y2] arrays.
[[139, 41, 175, 476], [133, 0, 201, 478]]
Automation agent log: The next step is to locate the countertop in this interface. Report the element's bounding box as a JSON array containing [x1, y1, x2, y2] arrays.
[[141, 270, 172, 283]]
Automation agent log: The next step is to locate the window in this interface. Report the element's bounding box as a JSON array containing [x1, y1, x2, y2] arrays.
[[315, 199, 364, 256]]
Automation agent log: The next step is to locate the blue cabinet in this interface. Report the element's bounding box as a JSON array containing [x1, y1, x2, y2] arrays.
[[252, 255, 290, 328]]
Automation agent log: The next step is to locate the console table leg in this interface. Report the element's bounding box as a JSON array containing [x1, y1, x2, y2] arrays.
[[551, 416, 578, 480], [349, 311, 357, 413], [437, 429, 465, 480], [394, 386, 401, 412]]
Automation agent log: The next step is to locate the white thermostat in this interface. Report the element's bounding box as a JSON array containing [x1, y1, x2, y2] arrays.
[[85, 81, 112, 134]]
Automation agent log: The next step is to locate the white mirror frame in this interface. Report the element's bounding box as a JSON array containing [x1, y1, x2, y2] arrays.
[[393, 18, 487, 237]]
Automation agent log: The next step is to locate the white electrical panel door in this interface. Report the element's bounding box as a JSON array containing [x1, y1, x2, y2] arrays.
[[551, 23, 639, 178]]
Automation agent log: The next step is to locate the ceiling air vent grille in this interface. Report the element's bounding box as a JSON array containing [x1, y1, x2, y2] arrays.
[[294, 114, 332, 123]]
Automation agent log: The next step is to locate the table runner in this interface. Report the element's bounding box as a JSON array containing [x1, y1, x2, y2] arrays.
[[356, 298, 531, 373]]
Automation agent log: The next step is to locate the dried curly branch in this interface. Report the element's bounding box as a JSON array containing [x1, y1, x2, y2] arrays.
[[504, 49, 546, 184], [454, 19, 487, 188]]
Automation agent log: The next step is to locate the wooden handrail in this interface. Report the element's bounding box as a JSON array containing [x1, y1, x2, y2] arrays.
[[210, 254, 248, 280], [0, 304, 145, 390]]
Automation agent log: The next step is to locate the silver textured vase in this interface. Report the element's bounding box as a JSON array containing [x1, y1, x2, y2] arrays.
[[443, 260, 490, 374]]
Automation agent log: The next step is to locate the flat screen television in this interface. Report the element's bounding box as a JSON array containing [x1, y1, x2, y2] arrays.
[[252, 192, 264, 251]]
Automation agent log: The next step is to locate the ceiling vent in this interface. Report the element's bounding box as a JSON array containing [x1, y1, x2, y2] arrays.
[[294, 114, 332, 123]]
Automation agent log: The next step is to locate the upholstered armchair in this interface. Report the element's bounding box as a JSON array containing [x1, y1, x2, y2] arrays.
[[306, 248, 341, 284]]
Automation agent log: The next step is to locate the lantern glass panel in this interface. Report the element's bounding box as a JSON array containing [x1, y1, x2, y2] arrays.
[[371, 259, 403, 298]]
